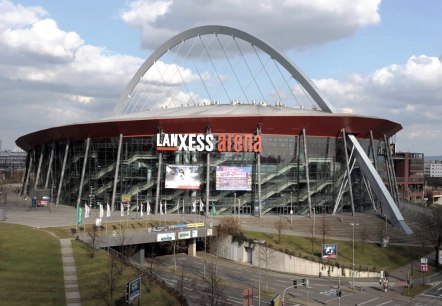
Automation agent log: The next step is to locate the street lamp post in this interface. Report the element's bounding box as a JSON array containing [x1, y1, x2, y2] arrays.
[[311, 208, 316, 254], [290, 192, 293, 224], [50, 184, 55, 211], [350, 223, 359, 288], [234, 192, 237, 218], [254, 239, 265, 306]]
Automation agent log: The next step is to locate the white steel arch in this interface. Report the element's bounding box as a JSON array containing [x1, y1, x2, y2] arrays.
[[113, 25, 336, 115]]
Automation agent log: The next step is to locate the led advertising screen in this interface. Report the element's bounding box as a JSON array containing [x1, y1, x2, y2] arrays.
[[165, 165, 201, 190], [216, 166, 252, 191], [322, 244, 337, 259]]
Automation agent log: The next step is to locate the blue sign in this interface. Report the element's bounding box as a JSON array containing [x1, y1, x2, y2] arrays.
[[127, 277, 141, 304]]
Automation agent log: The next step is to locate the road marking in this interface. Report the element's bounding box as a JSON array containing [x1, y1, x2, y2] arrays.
[[226, 296, 242, 304], [358, 297, 379, 305], [375, 300, 392, 306], [421, 294, 442, 298], [320, 289, 337, 296]]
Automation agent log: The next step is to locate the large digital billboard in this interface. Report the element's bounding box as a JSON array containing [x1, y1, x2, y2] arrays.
[[216, 166, 252, 191], [165, 165, 201, 190]]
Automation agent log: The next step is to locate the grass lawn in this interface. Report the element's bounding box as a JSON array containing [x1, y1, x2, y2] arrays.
[[245, 230, 434, 273], [1, 220, 436, 305], [0, 223, 182, 306], [0, 223, 65, 306], [72, 241, 182, 306]]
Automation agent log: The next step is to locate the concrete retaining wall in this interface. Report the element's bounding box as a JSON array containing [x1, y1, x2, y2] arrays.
[[217, 236, 380, 279]]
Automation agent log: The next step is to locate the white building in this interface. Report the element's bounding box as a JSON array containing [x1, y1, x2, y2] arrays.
[[424, 160, 442, 177]]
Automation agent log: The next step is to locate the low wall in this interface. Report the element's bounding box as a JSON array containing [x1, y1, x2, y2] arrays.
[[217, 236, 380, 279]]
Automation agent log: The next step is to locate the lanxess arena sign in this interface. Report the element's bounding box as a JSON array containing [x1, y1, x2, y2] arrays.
[[156, 133, 262, 153]]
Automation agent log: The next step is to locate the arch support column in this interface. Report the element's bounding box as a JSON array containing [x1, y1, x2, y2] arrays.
[[56, 142, 69, 206], [111, 134, 123, 211], [302, 129, 312, 216], [346, 134, 412, 234]]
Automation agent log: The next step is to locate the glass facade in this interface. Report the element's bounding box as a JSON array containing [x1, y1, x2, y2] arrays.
[[23, 133, 390, 216]]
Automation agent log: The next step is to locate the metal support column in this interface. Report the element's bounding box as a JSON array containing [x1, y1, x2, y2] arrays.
[[56, 142, 69, 206], [342, 129, 355, 215], [362, 175, 376, 210], [19, 152, 28, 196], [302, 129, 312, 215], [76, 138, 90, 209], [155, 152, 163, 214], [256, 125, 262, 218], [34, 146, 44, 190], [111, 134, 123, 212], [332, 158, 356, 215], [346, 134, 412, 234], [155, 131, 164, 214], [383, 135, 400, 205], [369, 131, 378, 170], [44, 144, 55, 189], [21, 151, 32, 197], [383, 135, 394, 195], [205, 128, 211, 218]]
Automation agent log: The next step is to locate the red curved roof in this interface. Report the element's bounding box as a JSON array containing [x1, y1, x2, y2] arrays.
[[16, 105, 402, 151]]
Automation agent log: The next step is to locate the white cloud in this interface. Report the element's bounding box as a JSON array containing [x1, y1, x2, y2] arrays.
[[314, 55, 442, 155], [1, 0, 440, 158], [121, 0, 172, 26], [1, 18, 83, 60], [0, 1, 204, 150], [0, 1, 143, 149], [120, 0, 381, 51], [0, 0, 46, 30]]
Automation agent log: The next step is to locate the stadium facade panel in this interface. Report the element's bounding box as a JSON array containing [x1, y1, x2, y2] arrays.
[[15, 104, 400, 216]]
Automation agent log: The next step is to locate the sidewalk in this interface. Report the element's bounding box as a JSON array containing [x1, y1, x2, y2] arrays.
[[61, 239, 82, 306]]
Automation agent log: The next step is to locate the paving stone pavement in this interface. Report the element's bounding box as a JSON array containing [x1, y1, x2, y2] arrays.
[[60, 238, 82, 306]]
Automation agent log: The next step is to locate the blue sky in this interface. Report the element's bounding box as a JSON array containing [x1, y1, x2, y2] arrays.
[[1, 0, 442, 155]]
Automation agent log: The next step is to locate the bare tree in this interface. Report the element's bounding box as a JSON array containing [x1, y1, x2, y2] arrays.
[[176, 267, 185, 305], [168, 232, 188, 273], [198, 261, 228, 306], [273, 218, 285, 244], [101, 250, 123, 305], [259, 244, 276, 290], [319, 214, 330, 244], [194, 234, 229, 306], [113, 227, 137, 273], [359, 226, 368, 254], [145, 243, 157, 276], [86, 224, 100, 258], [418, 206, 442, 265], [217, 216, 242, 241], [377, 227, 386, 246]]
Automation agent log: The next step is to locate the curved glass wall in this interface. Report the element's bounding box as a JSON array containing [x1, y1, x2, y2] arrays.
[[25, 133, 390, 216]]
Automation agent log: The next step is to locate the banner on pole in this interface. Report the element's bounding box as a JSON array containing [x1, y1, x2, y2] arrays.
[[76, 206, 83, 225]]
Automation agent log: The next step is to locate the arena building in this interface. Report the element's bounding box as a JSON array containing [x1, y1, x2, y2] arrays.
[[15, 25, 412, 234]]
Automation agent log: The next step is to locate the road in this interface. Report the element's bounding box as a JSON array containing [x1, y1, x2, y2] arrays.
[[147, 252, 442, 306]]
